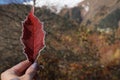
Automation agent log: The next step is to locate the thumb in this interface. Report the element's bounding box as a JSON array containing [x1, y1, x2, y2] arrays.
[[25, 62, 38, 78]]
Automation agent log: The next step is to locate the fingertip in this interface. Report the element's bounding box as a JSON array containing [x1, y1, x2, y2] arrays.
[[25, 62, 38, 79], [31, 62, 38, 69], [25, 60, 32, 64], [25, 62, 38, 75]]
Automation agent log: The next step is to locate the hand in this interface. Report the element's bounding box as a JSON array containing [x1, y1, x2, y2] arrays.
[[1, 60, 38, 80]]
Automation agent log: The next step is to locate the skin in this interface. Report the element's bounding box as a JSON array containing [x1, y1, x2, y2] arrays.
[[1, 60, 38, 80]]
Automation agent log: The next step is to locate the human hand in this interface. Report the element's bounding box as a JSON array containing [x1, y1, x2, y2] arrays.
[[1, 60, 38, 80]]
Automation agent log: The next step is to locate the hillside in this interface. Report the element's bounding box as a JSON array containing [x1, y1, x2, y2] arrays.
[[0, 3, 120, 80], [59, 0, 120, 29]]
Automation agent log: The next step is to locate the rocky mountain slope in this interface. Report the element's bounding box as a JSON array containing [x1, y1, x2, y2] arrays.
[[59, 0, 120, 29]]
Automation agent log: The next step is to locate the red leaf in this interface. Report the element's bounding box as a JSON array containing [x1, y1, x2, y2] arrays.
[[21, 8, 45, 62]]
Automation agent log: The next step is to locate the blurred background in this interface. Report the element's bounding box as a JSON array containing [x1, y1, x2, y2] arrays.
[[0, 0, 120, 80]]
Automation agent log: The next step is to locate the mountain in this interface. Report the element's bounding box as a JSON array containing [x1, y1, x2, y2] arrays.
[[59, 0, 120, 29], [0, 1, 120, 80]]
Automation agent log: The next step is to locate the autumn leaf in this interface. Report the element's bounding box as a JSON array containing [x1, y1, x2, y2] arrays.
[[21, 7, 45, 62]]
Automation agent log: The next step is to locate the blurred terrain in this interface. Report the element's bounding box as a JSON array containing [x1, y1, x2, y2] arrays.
[[0, 0, 120, 80]]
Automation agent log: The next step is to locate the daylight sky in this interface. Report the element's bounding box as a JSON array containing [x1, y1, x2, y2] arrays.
[[0, 0, 85, 13], [0, 0, 31, 4]]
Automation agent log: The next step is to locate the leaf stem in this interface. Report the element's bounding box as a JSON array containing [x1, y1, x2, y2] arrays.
[[32, 0, 36, 14]]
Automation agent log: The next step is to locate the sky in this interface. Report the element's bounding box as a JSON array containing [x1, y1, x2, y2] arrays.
[[23, 0, 84, 13], [0, 0, 87, 13], [0, 0, 31, 4]]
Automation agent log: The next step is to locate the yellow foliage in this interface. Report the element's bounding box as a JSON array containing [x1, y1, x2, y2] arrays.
[[114, 49, 120, 59]]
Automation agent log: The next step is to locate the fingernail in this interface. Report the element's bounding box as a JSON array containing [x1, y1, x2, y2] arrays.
[[31, 62, 37, 69]]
